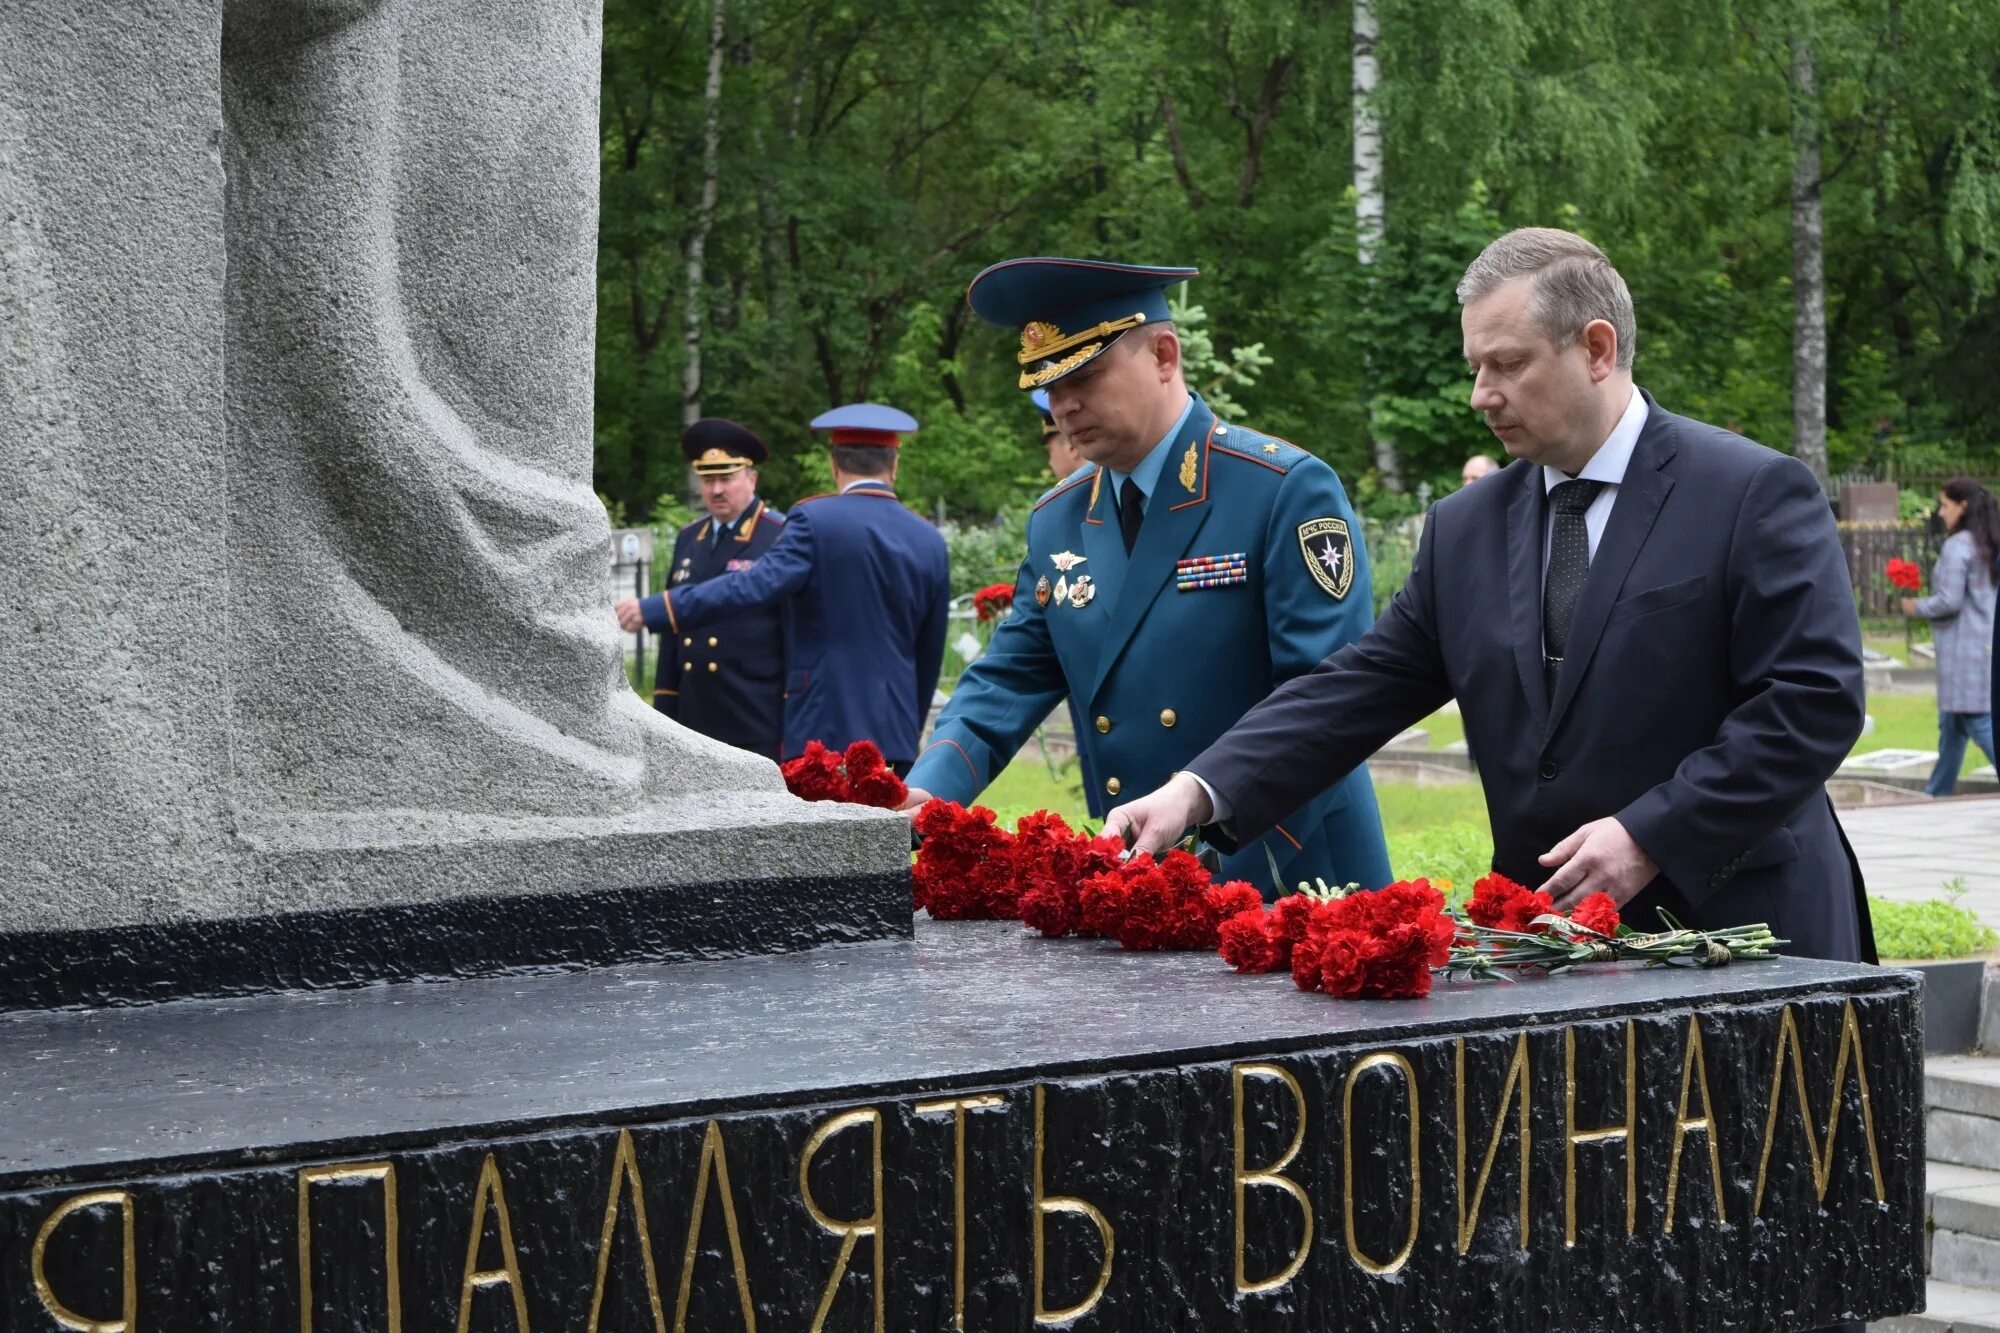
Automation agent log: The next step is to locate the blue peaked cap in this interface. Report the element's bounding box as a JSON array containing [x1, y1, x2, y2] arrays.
[[966, 257, 1199, 390], [809, 402, 919, 447]]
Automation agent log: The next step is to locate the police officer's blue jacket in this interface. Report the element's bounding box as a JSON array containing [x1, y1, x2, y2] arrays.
[[909, 396, 1392, 894], [644, 480, 950, 765], [652, 497, 787, 761]]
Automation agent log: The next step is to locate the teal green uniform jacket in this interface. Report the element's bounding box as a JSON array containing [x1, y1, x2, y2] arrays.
[[909, 396, 1393, 894]]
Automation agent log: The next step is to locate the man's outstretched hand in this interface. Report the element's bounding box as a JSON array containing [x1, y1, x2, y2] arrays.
[[1536, 816, 1658, 911], [1102, 772, 1214, 858], [898, 787, 933, 814], [614, 597, 645, 633]]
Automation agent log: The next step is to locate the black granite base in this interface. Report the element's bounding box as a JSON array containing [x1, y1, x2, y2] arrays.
[[0, 922, 1923, 1330], [0, 869, 911, 1011]]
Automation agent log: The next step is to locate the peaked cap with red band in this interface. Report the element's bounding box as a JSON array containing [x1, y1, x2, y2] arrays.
[[810, 402, 920, 448]]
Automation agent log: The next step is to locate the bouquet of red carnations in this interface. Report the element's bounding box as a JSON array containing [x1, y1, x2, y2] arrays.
[[779, 740, 907, 808], [971, 582, 1016, 623], [1886, 557, 1923, 593]]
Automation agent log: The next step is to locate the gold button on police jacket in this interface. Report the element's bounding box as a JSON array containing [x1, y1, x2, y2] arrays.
[[707, 662, 718, 672], [1159, 708, 1177, 727], [682, 636, 693, 647], [707, 636, 718, 647], [1095, 716, 1112, 733], [1106, 777, 1121, 796]]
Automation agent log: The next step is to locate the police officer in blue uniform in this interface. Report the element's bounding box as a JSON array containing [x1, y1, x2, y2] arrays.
[[633, 418, 788, 760], [903, 258, 1392, 894], [624, 405, 951, 772]]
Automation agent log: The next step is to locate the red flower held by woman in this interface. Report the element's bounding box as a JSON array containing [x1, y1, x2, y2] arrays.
[[972, 582, 1017, 623], [1885, 557, 1923, 593]]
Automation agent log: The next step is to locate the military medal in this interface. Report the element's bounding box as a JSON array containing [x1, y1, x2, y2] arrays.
[[1068, 575, 1096, 608], [1050, 550, 1087, 573], [1035, 575, 1052, 608], [1051, 575, 1069, 607]]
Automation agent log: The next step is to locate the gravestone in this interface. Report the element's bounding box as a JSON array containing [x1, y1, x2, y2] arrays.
[[0, 0, 906, 1006]]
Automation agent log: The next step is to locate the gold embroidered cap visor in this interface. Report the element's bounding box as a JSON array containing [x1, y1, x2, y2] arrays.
[[681, 417, 769, 475], [965, 257, 1199, 390]]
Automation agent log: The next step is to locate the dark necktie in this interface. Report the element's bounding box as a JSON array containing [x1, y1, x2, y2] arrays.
[[1543, 478, 1607, 695], [710, 520, 729, 553], [1118, 477, 1145, 555]]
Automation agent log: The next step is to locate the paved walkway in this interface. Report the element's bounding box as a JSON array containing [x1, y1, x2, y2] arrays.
[[1843, 794, 2000, 927]]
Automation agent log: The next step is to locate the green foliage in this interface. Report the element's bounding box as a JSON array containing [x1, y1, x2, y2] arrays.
[[1384, 820, 1492, 906], [1869, 889, 1999, 961], [595, 0, 2000, 523]]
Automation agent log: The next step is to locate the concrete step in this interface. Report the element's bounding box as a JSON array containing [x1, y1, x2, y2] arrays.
[[1873, 1279, 2000, 1331], [1937, 1230, 2000, 1289], [1928, 1056, 2000, 1171]]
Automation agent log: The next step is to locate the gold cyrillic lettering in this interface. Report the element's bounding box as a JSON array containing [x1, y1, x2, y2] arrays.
[[914, 1093, 1006, 1331], [456, 1154, 531, 1333], [1232, 1062, 1314, 1295], [1456, 1033, 1531, 1253], [1564, 1022, 1636, 1246], [298, 1161, 401, 1333], [1665, 1016, 1727, 1232], [1752, 1001, 1887, 1215], [1032, 1084, 1115, 1324], [799, 1108, 884, 1333], [32, 1189, 136, 1333], [673, 1122, 757, 1333], [1342, 1051, 1421, 1276], [588, 1130, 666, 1333]]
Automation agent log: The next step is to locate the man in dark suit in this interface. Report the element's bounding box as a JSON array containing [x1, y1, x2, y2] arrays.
[[618, 404, 950, 772], [638, 419, 788, 760], [1108, 227, 1874, 965]]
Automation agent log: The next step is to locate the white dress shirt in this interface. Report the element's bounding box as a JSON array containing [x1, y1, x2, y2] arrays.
[[1182, 385, 1650, 831], [1542, 385, 1647, 563]]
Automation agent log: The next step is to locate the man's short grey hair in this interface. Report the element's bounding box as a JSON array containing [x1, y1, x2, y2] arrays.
[[1456, 228, 1637, 369]]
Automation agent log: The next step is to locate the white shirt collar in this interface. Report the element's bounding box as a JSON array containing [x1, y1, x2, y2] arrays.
[[840, 477, 892, 493], [1541, 385, 1647, 494]]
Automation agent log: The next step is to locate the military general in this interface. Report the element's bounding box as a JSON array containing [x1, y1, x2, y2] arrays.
[[637, 418, 787, 760], [618, 404, 950, 772], [902, 258, 1392, 894]]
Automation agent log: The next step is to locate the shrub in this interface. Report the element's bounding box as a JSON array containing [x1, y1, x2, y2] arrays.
[[1870, 892, 1998, 961]]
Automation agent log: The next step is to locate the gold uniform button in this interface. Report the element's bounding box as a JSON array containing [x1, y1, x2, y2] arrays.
[[683, 661, 692, 671], [1106, 777, 1122, 796], [707, 636, 718, 647], [707, 662, 719, 673], [682, 637, 693, 647], [1095, 715, 1112, 733], [1160, 708, 1177, 727]]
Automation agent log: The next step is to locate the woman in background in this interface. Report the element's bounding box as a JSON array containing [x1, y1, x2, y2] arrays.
[[1904, 476, 2000, 795]]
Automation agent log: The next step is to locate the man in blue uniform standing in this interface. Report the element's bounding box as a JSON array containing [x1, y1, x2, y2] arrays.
[[901, 258, 1392, 894], [629, 418, 788, 760], [617, 404, 950, 773]]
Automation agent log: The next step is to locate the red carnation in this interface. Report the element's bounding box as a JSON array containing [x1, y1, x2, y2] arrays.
[[1015, 814, 1123, 939], [912, 800, 1018, 920], [1886, 558, 1923, 593], [1569, 892, 1622, 936], [1218, 907, 1286, 973], [972, 582, 1017, 623], [1467, 873, 1557, 935], [780, 740, 850, 803]]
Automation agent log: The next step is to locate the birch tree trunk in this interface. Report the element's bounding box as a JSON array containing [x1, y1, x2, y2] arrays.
[[1352, 0, 1402, 490], [1789, 34, 1831, 494], [682, 0, 727, 428]]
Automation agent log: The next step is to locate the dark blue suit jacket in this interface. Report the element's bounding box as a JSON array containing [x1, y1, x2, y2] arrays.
[[1189, 393, 1875, 962], [644, 481, 950, 764], [652, 498, 787, 760]]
